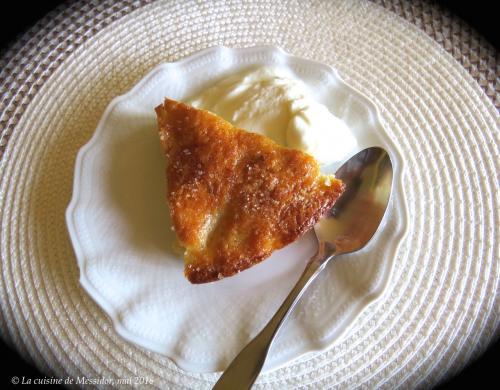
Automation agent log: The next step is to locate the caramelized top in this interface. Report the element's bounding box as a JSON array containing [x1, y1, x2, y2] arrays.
[[156, 99, 344, 283]]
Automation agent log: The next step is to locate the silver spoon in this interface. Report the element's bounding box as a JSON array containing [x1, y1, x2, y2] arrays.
[[213, 147, 393, 389]]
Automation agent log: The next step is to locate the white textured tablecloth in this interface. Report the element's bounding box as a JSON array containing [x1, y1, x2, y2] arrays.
[[0, 0, 498, 388]]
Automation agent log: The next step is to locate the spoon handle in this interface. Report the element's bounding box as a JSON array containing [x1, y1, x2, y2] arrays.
[[213, 253, 333, 390]]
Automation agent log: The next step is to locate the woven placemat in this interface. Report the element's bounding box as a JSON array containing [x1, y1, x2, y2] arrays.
[[0, 0, 498, 388]]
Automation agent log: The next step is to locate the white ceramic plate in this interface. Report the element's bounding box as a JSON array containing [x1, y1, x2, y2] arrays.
[[66, 46, 408, 373]]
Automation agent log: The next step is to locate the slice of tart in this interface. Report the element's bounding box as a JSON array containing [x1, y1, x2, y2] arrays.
[[155, 98, 345, 283]]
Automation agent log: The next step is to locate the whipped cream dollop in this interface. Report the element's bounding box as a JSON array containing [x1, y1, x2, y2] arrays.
[[188, 67, 357, 165]]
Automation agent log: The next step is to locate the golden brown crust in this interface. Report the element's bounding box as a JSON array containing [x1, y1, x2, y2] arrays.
[[155, 98, 345, 283]]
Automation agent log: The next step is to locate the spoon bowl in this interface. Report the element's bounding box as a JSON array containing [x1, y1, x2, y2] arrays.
[[214, 147, 393, 390], [315, 147, 393, 255]]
